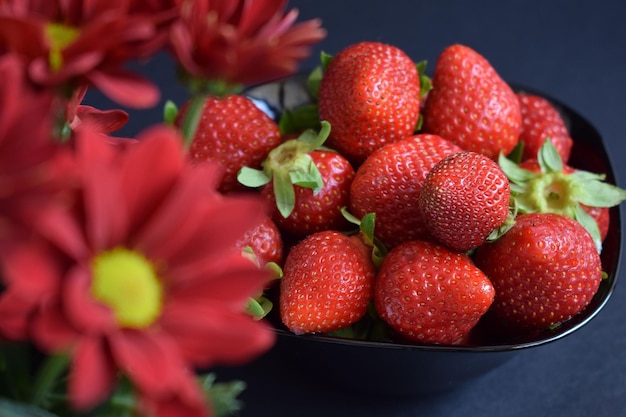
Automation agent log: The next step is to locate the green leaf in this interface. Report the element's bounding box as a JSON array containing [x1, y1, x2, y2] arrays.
[[199, 374, 246, 417], [574, 178, 626, 207], [296, 120, 331, 151], [273, 170, 296, 218], [498, 153, 536, 184], [415, 60, 432, 100], [30, 354, 70, 408], [573, 203, 603, 253], [537, 138, 563, 173], [237, 167, 271, 188], [320, 51, 333, 70], [306, 66, 323, 100], [340, 207, 362, 226], [288, 154, 324, 190], [278, 104, 320, 135], [246, 297, 267, 319], [162, 100, 179, 126]]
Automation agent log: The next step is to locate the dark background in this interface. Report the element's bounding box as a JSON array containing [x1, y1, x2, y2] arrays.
[[88, 1, 626, 416]]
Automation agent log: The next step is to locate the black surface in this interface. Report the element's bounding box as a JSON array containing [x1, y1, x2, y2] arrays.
[[86, 1, 626, 416]]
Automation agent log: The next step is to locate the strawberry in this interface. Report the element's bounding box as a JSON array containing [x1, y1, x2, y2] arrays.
[[474, 212, 602, 328], [499, 140, 626, 251], [422, 44, 521, 160], [239, 122, 354, 237], [374, 239, 495, 344], [236, 215, 284, 269], [349, 133, 462, 249], [279, 230, 376, 334], [176, 94, 281, 193], [317, 41, 421, 164], [419, 151, 511, 252], [516, 93, 573, 163], [261, 149, 354, 236]]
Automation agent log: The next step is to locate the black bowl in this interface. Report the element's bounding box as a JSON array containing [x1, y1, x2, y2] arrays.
[[243, 76, 622, 396]]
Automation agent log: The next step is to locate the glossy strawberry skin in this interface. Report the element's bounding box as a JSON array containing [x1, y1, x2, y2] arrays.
[[519, 159, 610, 241], [423, 44, 521, 160], [280, 231, 376, 334], [262, 150, 354, 237], [517, 93, 573, 163], [474, 212, 602, 328], [419, 151, 511, 252], [177, 94, 281, 193], [374, 239, 495, 345], [318, 41, 421, 164], [236, 215, 284, 268], [349, 134, 462, 248]]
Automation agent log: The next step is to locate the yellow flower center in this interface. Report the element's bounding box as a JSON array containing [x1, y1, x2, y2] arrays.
[[45, 23, 80, 71], [91, 248, 163, 329]]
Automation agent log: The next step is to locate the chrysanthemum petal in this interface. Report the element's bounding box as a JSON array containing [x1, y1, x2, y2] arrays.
[[120, 126, 185, 236], [88, 69, 160, 109], [68, 337, 118, 411], [74, 124, 129, 251], [167, 252, 269, 304], [161, 302, 275, 367], [137, 370, 210, 417], [63, 266, 116, 334], [31, 302, 80, 352], [110, 330, 187, 396]]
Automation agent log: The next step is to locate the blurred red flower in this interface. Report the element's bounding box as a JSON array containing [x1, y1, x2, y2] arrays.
[[0, 0, 163, 107], [0, 123, 274, 413], [0, 54, 75, 249], [169, 0, 326, 89]]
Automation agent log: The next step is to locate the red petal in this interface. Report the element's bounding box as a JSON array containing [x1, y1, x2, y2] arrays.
[[110, 330, 187, 396], [75, 124, 128, 251], [167, 252, 269, 304], [120, 126, 184, 237], [68, 337, 117, 411], [63, 266, 116, 334], [74, 105, 129, 133], [31, 302, 79, 353], [161, 303, 274, 367], [0, 289, 35, 340], [88, 69, 160, 109]]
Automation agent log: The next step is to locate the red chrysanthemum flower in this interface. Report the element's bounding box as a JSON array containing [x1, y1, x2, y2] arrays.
[[0, 123, 275, 414], [0, 53, 75, 249], [169, 0, 326, 90], [0, 0, 162, 107]]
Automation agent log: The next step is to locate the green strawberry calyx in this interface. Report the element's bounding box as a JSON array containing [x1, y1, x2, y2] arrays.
[[499, 139, 626, 252], [238, 121, 331, 218]]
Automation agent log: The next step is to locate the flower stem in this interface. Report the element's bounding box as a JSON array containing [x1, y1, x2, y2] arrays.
[[180, 93, 207, 149], [30, 353, 70, 407]]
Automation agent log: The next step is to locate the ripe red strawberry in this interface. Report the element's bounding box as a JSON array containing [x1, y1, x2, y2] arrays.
[[374, 239, 495, 345], [419, 151, 511, 252], [517, 93, 573, 163], [318, 41, 421, 164], [239, 123, 355, 237], [280, 230, 376, 334], [176, 94, 281, 193], [261, 149, 354, 237], [236, 215, 284, 268], [349, 133, 462, 248], [474, 212, 602, 328], [423, 44, 521, 159]]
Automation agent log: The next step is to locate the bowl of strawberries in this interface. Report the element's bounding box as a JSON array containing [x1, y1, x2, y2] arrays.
[[229, 42, 625, 396]]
